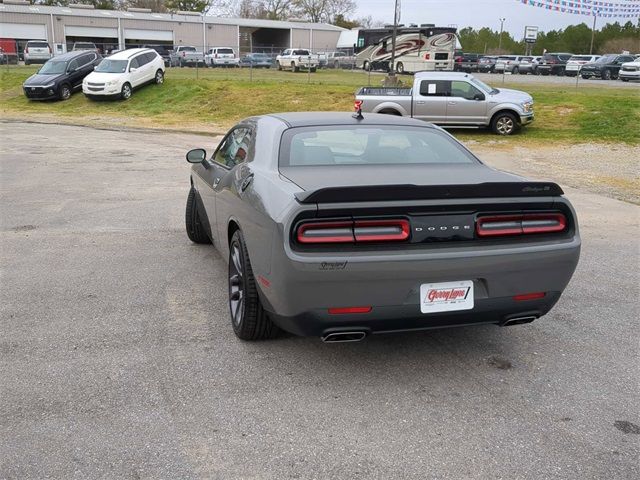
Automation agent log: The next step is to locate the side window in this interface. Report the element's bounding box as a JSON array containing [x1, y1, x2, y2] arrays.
[[213, 128, 253, 168], [67, 58, 79, 72], [419, 80, 450, 97], [144, 52, 156, 63], [450, 81, 482, 100], [78, 54, 92, 67], [130, 56, 140, 69], [136, 54, 149, 66]]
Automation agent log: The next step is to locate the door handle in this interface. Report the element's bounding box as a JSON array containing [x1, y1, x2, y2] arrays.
[[416, 100, 426, 105], [240, 174, 254, 192], [213, 177, 221, 188], [448, 101, 457, 105]]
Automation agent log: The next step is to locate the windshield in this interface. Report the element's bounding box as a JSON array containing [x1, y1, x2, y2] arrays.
[[597, 55, 616, 63], [95, 59, 128, 73], [281, 126, 477, 167], [38, 61, 67, 75], [181, 47, 196, 52], [470, 77, 496, 94]]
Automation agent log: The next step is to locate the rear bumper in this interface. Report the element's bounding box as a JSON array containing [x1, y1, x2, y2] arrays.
[[259, 237, 580, 337], [270, 293, 561, 337]]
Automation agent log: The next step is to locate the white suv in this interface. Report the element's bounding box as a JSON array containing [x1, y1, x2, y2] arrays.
[[82, 48, 165, 100], [205, 47, 239, 67]]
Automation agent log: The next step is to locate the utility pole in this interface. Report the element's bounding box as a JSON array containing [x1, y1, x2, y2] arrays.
[[590, 12, 597, 54], [390, 0, 400, 76], [498, 18, 506, 53]]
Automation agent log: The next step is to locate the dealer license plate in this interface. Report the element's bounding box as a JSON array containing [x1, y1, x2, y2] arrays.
[[420, 280, 474, 314]]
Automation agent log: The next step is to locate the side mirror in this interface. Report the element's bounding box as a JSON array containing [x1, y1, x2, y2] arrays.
[[473, 93, 485, 101], [186, 148, 207, 164]]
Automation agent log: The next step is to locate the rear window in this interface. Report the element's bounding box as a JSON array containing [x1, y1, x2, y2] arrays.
[[293, 50, 310, 55], [570, 55, 592, 61], [217, 48, 234, 54], [27, 41, 48, 48], [181, 47, 196, 52], [280, 126, 477, 167], [434, 52, 448, 60]]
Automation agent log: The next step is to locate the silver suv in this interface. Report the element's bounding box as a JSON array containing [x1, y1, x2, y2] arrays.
[[494, 55, 524, 74]]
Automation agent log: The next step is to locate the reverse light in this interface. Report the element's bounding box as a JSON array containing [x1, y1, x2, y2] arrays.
[[297, 221, 354, 244], [476, 213, 566, 237], [354, 219, 410, 242]]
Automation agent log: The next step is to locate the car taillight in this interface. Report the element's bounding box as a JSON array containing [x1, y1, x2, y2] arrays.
[[296, 219, 410, 244], [25, 47, 29, 53], [476, 213, 566, 237], [353, 219, 410, 242], [424, 53, 430, 60]]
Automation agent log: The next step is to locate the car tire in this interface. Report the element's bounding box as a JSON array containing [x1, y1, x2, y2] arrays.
[[334, 60, 340, 69], [363, 61, 371, 72], [292, 62, 299, 72], [276, 61, 282, 71], [310, 67, 316, 73], [25, 59, 30, 66], [120, 82, 132, 100], [59, 83, 71, 101], [155, 69, 164, 84], [185, 187, 211, 244], [557, 68, 565, 77], [621, 78, 629, 82], [396, 62, 404, 74], [228, 230, 279, 341], [602, 69, 611, 80], [512, 67, 519, 74], [491, 112, 518, 136], [581, 73, 589, 79]]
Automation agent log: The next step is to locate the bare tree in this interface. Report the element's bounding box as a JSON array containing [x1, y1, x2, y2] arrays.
[[293, 0, 354, 23]]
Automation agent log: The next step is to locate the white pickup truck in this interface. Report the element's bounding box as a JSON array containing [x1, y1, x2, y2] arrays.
[[275, 49, 319, 72], [356, 72, 535, 135]]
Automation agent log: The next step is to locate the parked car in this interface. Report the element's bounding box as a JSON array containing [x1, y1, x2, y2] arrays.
[[205, 47, 239, 68], [619, 59, 640, 82], [82, 48, 165, 100], [275, 49, 319, 72], [239, 52, 273, 68], [72, 42, 99, 53], [326, 51, 355, 69], [494, 55, 524, 74], [517, 56, 541, 75], [143, 45, 172, 66], [477, 55, 498, 73], [23, 40, 52, 65], [565, 55, 600, 76], [580, 54, 636, 80], [317, 51, 328, 68], [182, 112, 580, 341], [454, 53, 482, 73], [0, 47, 5, 65], [355, 72, 534, 136], [537, 53, 573, 76], [170, 46, 205, 67], [23, 50, 101, 100]]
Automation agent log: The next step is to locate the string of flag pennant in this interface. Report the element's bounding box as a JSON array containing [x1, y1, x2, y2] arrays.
[[517, 0, 640, 17]]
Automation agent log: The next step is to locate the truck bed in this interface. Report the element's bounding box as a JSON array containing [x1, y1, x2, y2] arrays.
[[357, 87, 413, 96]]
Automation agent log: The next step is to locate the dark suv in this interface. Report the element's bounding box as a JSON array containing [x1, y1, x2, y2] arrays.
[[454, 53, 482, 73], [23, 50, 102, 100], [537, 53, 573, 76], [580, 54, 636, 80]]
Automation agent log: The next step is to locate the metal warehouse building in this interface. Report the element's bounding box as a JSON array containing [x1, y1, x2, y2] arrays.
[[0, 1, 343, 58]]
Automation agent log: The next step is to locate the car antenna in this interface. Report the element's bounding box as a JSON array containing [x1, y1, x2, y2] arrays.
[[353, 100, 364, 120]]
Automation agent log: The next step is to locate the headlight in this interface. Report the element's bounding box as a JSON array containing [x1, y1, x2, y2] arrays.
[[106, 80, 118, 86], [522, 101, 533, 113], [42, 83, 55, 88]]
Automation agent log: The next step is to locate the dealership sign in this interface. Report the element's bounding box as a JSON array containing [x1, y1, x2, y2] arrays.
[[524, 26, 539, 43]]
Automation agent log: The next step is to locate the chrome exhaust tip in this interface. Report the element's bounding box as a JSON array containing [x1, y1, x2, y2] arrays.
[[321, 331, 367, 343], [501, 315, 538, 327]]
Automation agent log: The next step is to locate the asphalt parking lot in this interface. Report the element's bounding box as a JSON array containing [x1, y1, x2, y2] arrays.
[[1, 122, 638, 479], [473, 71, 640, 88]]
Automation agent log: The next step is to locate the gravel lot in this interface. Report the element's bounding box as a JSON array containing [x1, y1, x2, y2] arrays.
[[1, 122, 639, 479]]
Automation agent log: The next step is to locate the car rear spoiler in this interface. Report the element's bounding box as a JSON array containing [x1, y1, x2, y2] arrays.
[[295, 182, 564, 204]]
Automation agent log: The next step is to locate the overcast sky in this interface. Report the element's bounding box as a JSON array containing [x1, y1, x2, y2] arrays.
[[354, 0, 638, 37]]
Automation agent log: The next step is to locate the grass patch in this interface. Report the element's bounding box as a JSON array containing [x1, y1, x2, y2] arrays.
[[1, 65, 638, 143]]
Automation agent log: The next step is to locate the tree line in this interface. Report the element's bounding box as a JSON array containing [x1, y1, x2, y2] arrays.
[[458, 20, 640, 55]]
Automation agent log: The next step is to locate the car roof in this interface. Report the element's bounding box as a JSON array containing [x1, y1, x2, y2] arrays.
[[264, 112, 434, 128], [46, 50, 93, 61], [107, 48, 152, 59], [415, 71, 474, 79]]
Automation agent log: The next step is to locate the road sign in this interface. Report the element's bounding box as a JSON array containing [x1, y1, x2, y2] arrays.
[[524, 25, 538, 43]]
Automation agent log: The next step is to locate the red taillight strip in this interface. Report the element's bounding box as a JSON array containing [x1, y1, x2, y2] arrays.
[[477, 213, 567, 237], [297, 221, 354, 244], [296, 219, 410, 245], [514, 292, 546, 301], [353, 219, 410, 242], [328, 306, 372, 314]]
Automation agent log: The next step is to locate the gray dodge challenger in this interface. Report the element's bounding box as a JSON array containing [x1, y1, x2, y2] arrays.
[[184, 112, 580, 342]]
